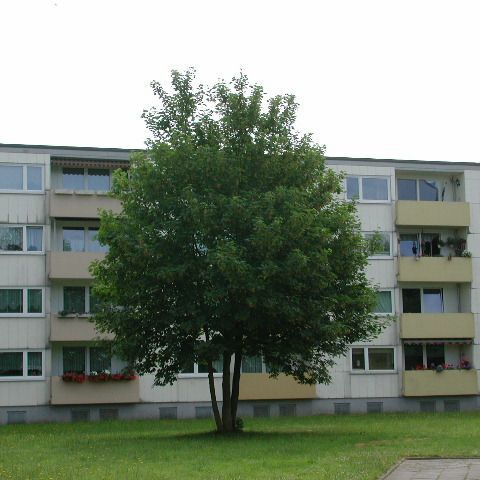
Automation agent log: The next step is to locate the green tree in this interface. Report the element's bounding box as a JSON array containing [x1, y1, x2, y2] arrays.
[[91, 69, 383, 433]]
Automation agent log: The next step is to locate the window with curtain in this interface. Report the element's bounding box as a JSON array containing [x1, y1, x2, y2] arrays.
[[27, 166, 42, 190], [63, 347, 86, 374], [63, 228, 85, 252], [346, 176, 359, 200], [0, 289, 23, 313], [198, 358, 223, 373], [26, 226, 43, 251], [241, 356, 263, 373], [362, 177, 389, 200], [63, 287, 86, 313], [423, 289, 443, 313], [351, 348, 365, 370], [374, 291, 392, 314], [368, 348, 394, 370], [0, 226, 22, 251], [419, 180, 439, 201], [89, 287, 100, 314], [0, 352, 23, 376], [89, 347, 111, 373], [87, 228, 108, 253], [397, 179, 417, 200], [27, 352, 42, 376], [27, 289, 42, 314], [87, 169, 110, 191], [399, 234, 419, 257], [365, 232, 390, 256]]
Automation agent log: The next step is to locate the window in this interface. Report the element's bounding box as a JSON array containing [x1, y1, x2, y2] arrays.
[[403, 343, 445, 370], [399, 233, 440, 257], [63, 227, 108, 253], [402, 288, 443, 313], [351, 347, 395, 371], [397, 179, 439, 201], [63, 287, 86, 314], [242, 356, 263, 373], [0, 226, 43, 253], [62, 347, 113, 374], [0, 288, 43, 316], [365, 232, 391, 257], [62, 168, 111, 191], [374, 290, 393, 314], [62, 287, 99, 314], [180, 360, 224, 375], [0, 164, 43, 191], [346, 176, 389, 202], [0, 351, 43, 378]]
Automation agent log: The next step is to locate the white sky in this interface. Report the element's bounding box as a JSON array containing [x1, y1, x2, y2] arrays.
[[1, 0, 479, 161]]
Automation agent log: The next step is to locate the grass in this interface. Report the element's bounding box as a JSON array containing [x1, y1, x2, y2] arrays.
[[1, 413, 480, 479]]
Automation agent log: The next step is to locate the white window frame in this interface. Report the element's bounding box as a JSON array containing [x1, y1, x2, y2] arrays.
[[374, 289, 394, 315], [0, 287, 45, 317], [401, 287, 444, 313], [0, 164, 44, 193], [0, 225, 44, 254], [62, 286, 96, 315], [0, 350, 45, 381], [350, 346, 396, 373], [346, 175, 391, 203], [397, 178, 440, 202], [61, 225, 106, 253], [61, 167, 112, 192], [364, 231, 392, 259], [178, 361, 224, 378]]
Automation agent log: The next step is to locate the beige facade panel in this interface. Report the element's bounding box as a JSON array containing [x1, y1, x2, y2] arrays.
[[398, 257, 472, 283], [48, 252, 105, 279], [50, 314, 114, 342], [49, 191, 121, 219], [403, 370, 478, 396], [400, 313, 475, 339], [238, 373, 316, 400], [50, 376, 140, 404], [396, 200, 470, 227]]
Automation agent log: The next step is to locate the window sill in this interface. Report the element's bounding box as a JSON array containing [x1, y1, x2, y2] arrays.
[[0, 314, 45, 318], [368, 256, 393, 260], [0, 190, 44, 195], [177, 373, 223, 379], [53, 189, 110, 196], [351, 371, 397, 375], [0, 377, 45, 382], [0, 251, 44, 255]]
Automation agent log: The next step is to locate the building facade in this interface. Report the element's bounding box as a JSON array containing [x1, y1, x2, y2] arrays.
[[0, 143, 479, 424]]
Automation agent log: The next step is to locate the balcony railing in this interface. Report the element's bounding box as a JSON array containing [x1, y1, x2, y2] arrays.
[[50, 376, 140, 405], [398, 257, 472, 283], [48, 251, 105, 279], [403, 370, 478, 396], [400, 313, 475, 339], [238, 374, 316, 400], [50, 314, 114, 342], [49, 190, 121, 219], [396, 201, 470, 227]]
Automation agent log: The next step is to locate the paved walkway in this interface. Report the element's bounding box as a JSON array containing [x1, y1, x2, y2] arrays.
[[383, 459, 480, 480]]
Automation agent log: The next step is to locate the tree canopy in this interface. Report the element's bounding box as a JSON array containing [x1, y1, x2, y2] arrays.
[[91, 69, 383, 432]]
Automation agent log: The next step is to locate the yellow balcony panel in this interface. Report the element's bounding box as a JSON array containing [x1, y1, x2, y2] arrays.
[[400, 313, 475, 339], [50, 314, 114, 342], [398, 257, 472, 283], [51, 376, 140, 405], [238, 373, 316, 400], [403, 370, 478, 397], [48, 251, 105, 280], [50, 190, 121, 219], [396, 200, 470, 227]]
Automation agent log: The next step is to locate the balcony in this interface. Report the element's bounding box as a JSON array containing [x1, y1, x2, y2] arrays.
[[398, 257, 472, 283], [403, 370, 478, 397], [400, 313, 475, 339], [50, 314, 114, 342], [50, 190, 121, 219], [48, 251, 105, 280], [238, 374, 316, 400], [50, 376, 140, 405], [396, 201, 470, 227]]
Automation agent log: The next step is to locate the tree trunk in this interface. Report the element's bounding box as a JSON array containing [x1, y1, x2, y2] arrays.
[[221, 352, 233, 432], [230, 351, 242, 427], [207, 360, 222, 432]]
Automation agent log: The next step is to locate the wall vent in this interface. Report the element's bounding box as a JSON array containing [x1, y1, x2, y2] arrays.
[[444, 400, 460, 413], [7, 411, 26, 424], [334, 403, 351, 415], [71, 409, 90, 422], [420, 401, 436, 413], [159, 407, 178, 420], [279, 404, 296, 417], [99, 408, 119, 421], [367, 402, 383, 414]]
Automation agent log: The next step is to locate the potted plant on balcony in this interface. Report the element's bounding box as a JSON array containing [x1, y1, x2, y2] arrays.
[[62, 372, 86, 383]]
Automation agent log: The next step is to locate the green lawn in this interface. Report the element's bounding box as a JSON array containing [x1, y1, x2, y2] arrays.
[[1, 413, 480, 479]]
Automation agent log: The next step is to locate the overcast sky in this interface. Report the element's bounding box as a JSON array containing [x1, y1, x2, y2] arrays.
[[1, 0, 479, 161]]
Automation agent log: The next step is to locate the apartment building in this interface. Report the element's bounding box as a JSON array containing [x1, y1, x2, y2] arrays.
[[0, 143, 479, 424]]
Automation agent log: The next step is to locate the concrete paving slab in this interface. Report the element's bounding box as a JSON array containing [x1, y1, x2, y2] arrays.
[[382, 459, 480, 480]]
